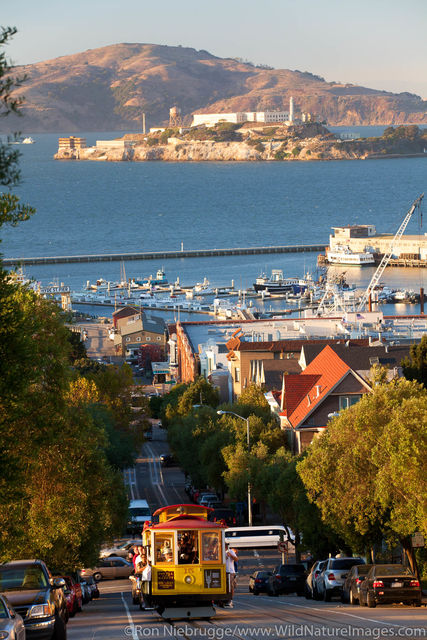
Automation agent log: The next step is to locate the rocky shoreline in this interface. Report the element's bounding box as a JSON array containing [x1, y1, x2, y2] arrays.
[[54, 124, 427, 163]]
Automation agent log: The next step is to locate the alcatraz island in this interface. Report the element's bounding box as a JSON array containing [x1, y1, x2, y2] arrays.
[[55, 103, 427, 163]]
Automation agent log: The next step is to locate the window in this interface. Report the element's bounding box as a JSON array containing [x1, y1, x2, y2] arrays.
[[136, 337, 141, 342], [146, 336, 151, 341], [157, 336, 161, 341], [177, 530, 199, 564], [201, 532, 220, 562], [126, 337, 131, 342], [339, 395, 362, 410], [235, 368, 240, 382], [154, 533, 174, 564]]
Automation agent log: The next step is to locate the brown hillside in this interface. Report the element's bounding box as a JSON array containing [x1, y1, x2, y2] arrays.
[[3, 43, 427, 133]]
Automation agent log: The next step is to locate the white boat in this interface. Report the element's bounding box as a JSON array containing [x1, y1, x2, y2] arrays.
[[326, 245, 375, 265], [22, 137, 35, 144], [254, 269, 309, 294]]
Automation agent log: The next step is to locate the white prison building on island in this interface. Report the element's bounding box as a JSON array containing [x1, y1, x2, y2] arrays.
[[192, 110, 291, 128]]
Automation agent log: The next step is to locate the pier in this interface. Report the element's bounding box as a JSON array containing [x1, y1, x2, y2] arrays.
[[3, 243, 326, 267]]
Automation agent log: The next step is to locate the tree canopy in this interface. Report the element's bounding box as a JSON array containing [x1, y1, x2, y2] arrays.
[[297, 378, 427, 569], [0, 28, 134, 570]]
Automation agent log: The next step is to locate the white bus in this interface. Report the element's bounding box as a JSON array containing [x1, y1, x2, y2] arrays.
[[224, 525, 290, 548]]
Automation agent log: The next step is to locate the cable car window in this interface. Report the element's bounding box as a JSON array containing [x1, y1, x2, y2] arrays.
[[154, 534, 174, 564], [177, 530, 199, 564], [201, 532, 220, 562]]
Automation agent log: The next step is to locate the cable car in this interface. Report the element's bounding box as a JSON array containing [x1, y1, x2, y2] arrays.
[[140, 504, 231, 619]]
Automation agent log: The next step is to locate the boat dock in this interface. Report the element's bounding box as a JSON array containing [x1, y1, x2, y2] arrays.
[[3, 243, 325, 266]]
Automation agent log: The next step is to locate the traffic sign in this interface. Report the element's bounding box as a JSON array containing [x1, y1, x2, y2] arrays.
[[411, 532, 425, 548], [277, 541, 288, 553]]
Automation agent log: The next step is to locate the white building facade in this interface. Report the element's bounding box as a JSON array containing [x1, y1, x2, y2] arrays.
[[192, 110, 290, 127]]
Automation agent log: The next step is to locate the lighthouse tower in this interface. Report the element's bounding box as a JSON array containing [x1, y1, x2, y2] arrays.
[[289, 96, 294, 123]]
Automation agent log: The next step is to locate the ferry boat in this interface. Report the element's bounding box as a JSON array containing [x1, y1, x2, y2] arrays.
[[133, 268, 168, 288], [326, 245, 375, 266], [253, 269, 308, 294]]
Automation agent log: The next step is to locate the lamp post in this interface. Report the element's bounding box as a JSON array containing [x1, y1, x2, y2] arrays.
[[217, 410, 252, 527]]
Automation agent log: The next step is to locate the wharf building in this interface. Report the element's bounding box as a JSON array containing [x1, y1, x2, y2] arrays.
[[329, 225, 427, 262]]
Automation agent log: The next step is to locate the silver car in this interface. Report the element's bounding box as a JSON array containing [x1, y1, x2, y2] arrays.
[[318, 557, 365, 601], [0, 594, 26, 640], [100, 540, 140, 560], [80, 557, 133, 581]]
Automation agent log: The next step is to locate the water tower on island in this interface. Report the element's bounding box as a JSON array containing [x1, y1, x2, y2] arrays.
[[169, 106, 182, 128]]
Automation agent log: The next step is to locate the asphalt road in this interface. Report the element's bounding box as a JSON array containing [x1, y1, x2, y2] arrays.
[[67, 425, 427, 639]]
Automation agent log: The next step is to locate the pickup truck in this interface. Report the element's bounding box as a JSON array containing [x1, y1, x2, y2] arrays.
[[0, 559, 68, 639]]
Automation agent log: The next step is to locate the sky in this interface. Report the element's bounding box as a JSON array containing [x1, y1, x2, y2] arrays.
[[3, 0, 427, 97]]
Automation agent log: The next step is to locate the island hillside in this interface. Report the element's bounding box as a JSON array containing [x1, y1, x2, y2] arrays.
[[3, 43, 427, 133]]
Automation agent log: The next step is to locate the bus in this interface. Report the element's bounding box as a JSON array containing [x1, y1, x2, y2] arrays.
[[224, 525, 289, 548]]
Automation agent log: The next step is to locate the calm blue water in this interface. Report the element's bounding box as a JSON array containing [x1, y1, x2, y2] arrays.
[[1, 129, 426, 317]]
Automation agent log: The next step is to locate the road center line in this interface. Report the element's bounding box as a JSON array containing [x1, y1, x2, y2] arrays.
[[274, 600, 419, 629], [121, 591, 138, 640]]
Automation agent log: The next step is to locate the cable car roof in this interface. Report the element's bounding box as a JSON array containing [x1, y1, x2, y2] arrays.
[[149, 518, 225, 530], [153, 504, 213, 522]]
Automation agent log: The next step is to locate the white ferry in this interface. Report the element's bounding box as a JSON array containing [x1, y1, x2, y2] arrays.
[[326, 245, 375, 266]]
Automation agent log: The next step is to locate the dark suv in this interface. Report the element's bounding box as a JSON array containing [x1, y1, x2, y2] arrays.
[[0, 559, 68, 639], [268, 564, 306, 596]]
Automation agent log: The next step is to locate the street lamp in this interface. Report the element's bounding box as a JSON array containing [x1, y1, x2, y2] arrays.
[[217, 410, 252, 527]]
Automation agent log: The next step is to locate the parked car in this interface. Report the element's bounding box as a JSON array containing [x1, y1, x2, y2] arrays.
[[341, 564, 373, 604], [305, 560, 325, 599], [317, 557, 365, 601], [359, 564, 422, 608], [0, 594, 26, 640], [84, 576, 100, 599], [267, 564, 306, 596], [201, 498, 222, 509], [60, 575, 82, 617], [311, 560, 327, 600], [81, 557, 134, 581], [249, 570, 273, 595], [159, 453, 175, 467], [100, 540, 140, 560], [198, 493, 219, 506], [80, 579, 92, 604], [207, 508, 237, 526], [0, 559, 68, 639]]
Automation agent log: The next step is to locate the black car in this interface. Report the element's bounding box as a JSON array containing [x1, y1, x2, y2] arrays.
[[159, 453, 175, 467], [249, 570, 273, 595], [341, 564, 373, 604], [207, 508, 237, 526], [267, 564, 306, 596], [0, 559, 68, 639], [359, 564, 422, 608]]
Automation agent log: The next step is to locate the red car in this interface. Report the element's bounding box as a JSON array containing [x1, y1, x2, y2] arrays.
[[61, 575, 83, 617]]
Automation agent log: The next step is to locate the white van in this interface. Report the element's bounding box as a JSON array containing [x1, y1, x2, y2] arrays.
[[127, 499, 151, 534]]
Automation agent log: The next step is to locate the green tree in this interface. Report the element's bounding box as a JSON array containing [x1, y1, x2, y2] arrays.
[[0, 29, 129, 569], [297, 379, 427, 572], [402, 335, 427, 387]]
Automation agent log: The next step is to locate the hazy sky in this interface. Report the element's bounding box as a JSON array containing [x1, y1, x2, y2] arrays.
[[3, 0, 427, 97]]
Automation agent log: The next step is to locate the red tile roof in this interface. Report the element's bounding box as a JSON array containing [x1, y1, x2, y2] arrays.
[[281, 374, 321, 416], [281, 345, 356, 428]]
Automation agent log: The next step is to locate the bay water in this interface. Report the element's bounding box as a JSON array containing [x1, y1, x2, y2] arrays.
[[1, 129, 426, 318]]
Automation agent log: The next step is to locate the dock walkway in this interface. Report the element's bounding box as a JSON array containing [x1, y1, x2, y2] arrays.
[[3, 244, 325, 267]]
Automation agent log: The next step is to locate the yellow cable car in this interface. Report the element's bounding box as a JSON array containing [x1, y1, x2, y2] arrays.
[[140, 504, 231, 619]]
